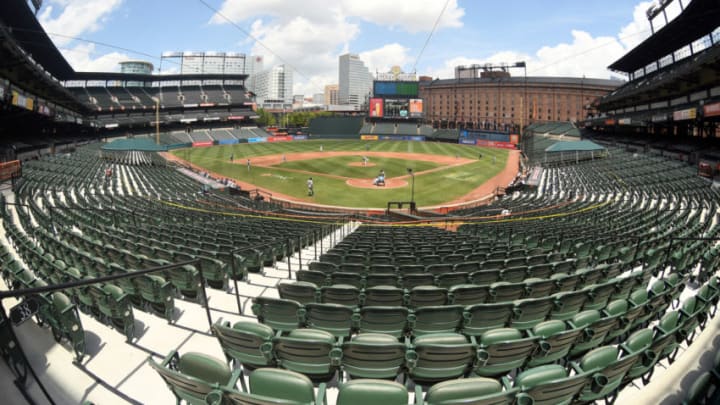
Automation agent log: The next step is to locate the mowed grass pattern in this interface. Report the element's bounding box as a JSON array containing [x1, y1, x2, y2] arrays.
[[173, 140, 509, 208], [279, 156, 440, 179]]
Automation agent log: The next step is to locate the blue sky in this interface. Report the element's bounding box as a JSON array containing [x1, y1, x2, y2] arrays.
[[37, 0, 676, 95]]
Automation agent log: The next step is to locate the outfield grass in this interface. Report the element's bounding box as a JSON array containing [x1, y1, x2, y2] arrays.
[[279, 156, 441, 179], [172, 140, 509, 208]]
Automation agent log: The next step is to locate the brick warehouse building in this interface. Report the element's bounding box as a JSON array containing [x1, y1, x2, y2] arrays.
[[419, 71, 622, 131]]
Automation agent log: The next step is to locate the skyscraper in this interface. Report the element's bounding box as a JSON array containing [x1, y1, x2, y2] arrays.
[[324, 84, 339, 106], [338, 53, 372, 108], [252, 64, 293, 103]]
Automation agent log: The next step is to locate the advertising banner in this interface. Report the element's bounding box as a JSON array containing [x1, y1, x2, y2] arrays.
[[703, 102, 720, 118], [459, 139, 476, 145], [11, 91, 33, 110], [618, 118, 631, 125], [248, 137, 267, 143], [360, 135, 379, 141], [0, 160, 21, 181], [509, 134, 520, 144], [369, 98, 384, 118], [192, 141, 213, 147], [409, 99, 423, 118], [604, 119, 616, 125], [377, 135, 426, 141], [476, 140, 516, 149], [268, 136, 293, 142], [651, 113, 668, 122], [293, 135, 308, 140], [673, 108, 696, 121], [218, 139, 239, 145]]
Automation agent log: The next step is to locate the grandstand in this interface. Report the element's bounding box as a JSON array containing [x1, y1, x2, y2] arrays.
[[1, 0, 720, 404]]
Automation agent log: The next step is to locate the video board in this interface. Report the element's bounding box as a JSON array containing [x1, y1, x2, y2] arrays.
[[369, 98, 384, 118], [373, 81, 419, 98]]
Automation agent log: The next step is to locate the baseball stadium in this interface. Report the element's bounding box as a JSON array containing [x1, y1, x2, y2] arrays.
[[1, 0, 720, 404]]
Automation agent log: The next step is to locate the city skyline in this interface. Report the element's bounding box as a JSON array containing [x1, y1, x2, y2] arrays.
[[37, 0, 675, 96]]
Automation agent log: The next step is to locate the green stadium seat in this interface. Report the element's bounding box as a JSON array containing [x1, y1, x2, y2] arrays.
[[510, 364, 589, 405], [526, 320, 582, 367], [474, 327, 538, 378], [422, 377, 516, 405], [406, 333, 476, 384], [211, 321, 275, 369], [251, 297, 306, 333], [340, 333, 406, 380], [148, 350, 240, 405], [278, 281, 319, 305], [337, 379, 408, 405], [363, 285, 405, 306], [570, 345, 639, 403], [272, 328, 340, 382], [355, 306, 409, 338]]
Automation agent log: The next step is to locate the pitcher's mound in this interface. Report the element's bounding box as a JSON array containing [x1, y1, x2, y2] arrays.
[[348, 162, 376, 167], [346, 178, 408, 189]]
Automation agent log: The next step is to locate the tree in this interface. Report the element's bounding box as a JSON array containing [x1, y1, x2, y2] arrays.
[[256, 108, 276, 127]]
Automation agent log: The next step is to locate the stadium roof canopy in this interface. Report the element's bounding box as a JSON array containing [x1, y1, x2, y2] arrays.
[[0, 0, 249, 83], [0, 0, 75, 80], [545, 140, 606, 153], [72, 72, 248, 83], [608, 0, 720, 73]]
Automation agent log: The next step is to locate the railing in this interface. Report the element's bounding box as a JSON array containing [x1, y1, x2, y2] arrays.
[[0, 259, 210, 405]]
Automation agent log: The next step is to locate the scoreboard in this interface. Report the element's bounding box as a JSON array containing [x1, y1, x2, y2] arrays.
[[370, 81, 423, 119], [373, 81, 419, 97]]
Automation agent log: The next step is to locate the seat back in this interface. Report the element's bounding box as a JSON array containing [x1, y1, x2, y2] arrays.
[[475, 328, 538, 377], [320, 284, 362, 307], [356, 306, 409, 338], [407, 333, 476, 383], [408, 286, 448, 308], [212, 321, 275, 368], [272, 329, 339, 381], [410, 305, 464, 336], [278, 282, 318, 305], [463, 303, 514, 336], [341, 334, 406, 379], [251, 297, 305, 332], [304, 303, 354, 338], [148, 351, 235, 405], [363, 285, 405, 306]]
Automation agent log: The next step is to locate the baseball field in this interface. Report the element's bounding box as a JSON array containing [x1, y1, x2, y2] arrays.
[[170, 140, 515, 208]]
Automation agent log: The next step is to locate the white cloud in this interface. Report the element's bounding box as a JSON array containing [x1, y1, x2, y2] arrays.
[[248, 14, 358, 75], [530, 30, 627, 77], [360, 43, 412, 75], [424, 1, 656, 81], [618, 1, 654, 50], [212, 0, 464, 33], [39, 0, 123, 47], [343, 0, 464, 33], [61, 42, 129, 72], [211, 0, 464, 94]]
